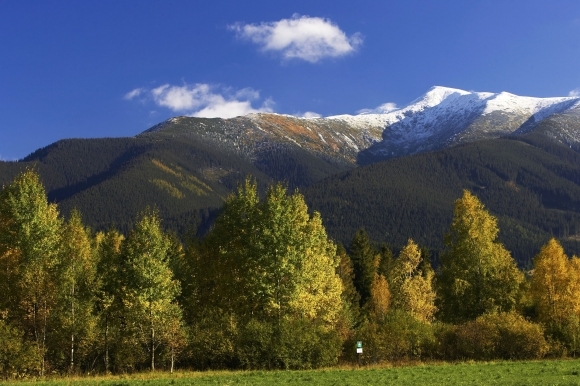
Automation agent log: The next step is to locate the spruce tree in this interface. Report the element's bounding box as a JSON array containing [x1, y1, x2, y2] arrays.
[[349, 229, 378, 308]]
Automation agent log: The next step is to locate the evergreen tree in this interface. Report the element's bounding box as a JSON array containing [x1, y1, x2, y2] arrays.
[[437, 190, 523, 323], [336, 244, 360, 324], [350, 229, 378, 308]]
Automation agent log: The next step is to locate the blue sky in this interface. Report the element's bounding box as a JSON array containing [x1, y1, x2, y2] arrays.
[[1, 0, 579, 160]]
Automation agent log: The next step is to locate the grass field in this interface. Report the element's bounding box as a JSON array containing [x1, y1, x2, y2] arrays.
[[5, 360, 580, 385]]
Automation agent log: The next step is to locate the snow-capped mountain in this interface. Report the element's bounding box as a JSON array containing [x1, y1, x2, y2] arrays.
[[145, 86, 580, 165], [327, 86, 580, 160]]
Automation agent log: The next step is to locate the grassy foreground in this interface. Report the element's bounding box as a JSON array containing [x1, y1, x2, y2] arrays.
[[5, 360, 580, 386]]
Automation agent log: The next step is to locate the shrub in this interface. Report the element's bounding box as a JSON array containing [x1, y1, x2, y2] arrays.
[[237, 318, 342, 370], [356, 310, 436, 363], [451, 312, 548, 360], [0, 320, 40, 379]]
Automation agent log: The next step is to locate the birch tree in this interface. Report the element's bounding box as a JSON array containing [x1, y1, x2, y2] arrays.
[[0, 169, 62, 374], [437, 190, 523, 322], [390, 239, 437, 322], [54, 210, 97, 372], [120, 209, 182, 371]]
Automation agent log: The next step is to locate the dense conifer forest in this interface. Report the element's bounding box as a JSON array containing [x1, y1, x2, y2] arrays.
[[1, 169, 580, 379], [3, 131, 580, 266], [305, 132, 580, 266]]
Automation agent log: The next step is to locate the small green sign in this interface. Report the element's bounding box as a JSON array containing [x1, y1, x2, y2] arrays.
[[356, 341, 362, 348]]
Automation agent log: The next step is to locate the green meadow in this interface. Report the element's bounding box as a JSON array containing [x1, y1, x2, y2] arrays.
[[5, 360, 580, 386]]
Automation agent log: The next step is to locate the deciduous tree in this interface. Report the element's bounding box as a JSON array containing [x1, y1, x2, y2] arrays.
[[0, 169, 62, 374], [120, 209, 182, 371], [390, 239, 437, 322], [437, 190, 523, 322]]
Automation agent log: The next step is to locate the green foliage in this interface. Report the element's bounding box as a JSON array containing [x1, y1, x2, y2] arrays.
[[349, 229, 378, 308], [0, 319, 39, 379], [237, 318, 342, 370], [446, 312, 548, 360], [437, 190, 523, 322], [335, 244, 360, 328], [0, 169, 63, 374], [356, 310, 436, 363], [52, 210, 98, 372], [191, 179, 343, 369], [119, 209, 183, 371]]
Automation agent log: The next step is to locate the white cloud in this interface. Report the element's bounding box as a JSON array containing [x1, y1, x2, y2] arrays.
[[230, 14, 362, 63], [569, 88, 580, 97], [127, 83, 274, 118], [297, 111, 322, 118], [357, 102, 398, 115], [124, 88, 146, 100]]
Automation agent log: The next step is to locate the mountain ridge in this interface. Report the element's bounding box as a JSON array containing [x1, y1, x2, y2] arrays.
[[143, 86, 580, 164], [2, 86, 580, 262]]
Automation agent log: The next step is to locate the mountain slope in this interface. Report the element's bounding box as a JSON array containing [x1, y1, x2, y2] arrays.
[[327, 86, 580, 162], [0, 130, 354, 233], [1, 86, 580, 255], [303, 132, 580, 266], [143, 86, 580, 164]]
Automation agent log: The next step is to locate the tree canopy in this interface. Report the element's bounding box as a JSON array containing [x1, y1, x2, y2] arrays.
[[437, 190, 523, 322]]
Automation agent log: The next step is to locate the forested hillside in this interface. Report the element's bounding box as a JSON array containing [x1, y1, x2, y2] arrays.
[[3, 131, 580, 265], [0, 133, 350, 234], [304, 132, 580, 266]]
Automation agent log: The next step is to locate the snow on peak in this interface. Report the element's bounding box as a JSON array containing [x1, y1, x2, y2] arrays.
[[327, 86, 580, 129]]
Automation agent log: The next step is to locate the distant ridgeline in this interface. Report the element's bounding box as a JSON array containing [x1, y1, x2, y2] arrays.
[[2, 86, 580, 266]]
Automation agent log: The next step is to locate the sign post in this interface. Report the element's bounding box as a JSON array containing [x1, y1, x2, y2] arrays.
[[356, 341, 363, 367]]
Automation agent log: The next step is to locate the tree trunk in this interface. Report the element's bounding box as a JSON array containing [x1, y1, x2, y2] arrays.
[[170, 346, 174, 374], [104, 315, 109, 374], [70, 285, 75, 372], [150, 307, 155, 372]]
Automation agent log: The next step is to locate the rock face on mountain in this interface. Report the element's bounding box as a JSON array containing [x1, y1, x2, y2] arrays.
[[141, 113, 383, 167], [144, 86, 580, 165]]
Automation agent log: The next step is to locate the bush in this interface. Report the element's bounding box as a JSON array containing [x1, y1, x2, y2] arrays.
[[356, 310, 436, 363], [449, 312, 548, 360], [237, 318, 342, 370], [0, 320, 40, 379]]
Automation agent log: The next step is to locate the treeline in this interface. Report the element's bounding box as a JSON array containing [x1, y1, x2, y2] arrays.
[[1, 170, 580, 378]]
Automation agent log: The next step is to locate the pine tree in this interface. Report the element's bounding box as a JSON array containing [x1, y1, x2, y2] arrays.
[[438, 190, 523, 323]]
